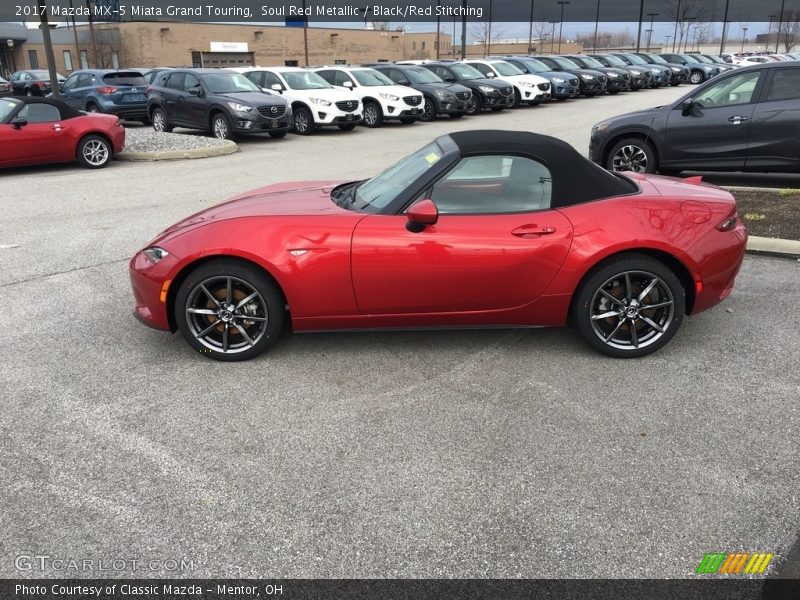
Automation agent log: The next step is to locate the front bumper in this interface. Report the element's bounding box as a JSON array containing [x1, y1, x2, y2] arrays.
[[551, 81, 580, 98], [129, 250, 176, 332], [517, 85, 548, 102], [231, 110, 293, 133], [436, 98, 469, 114], [316, 109, 363, 126], [579, 80, 606, 94], [482, 92, 515, 107], [385, 100, 424, 119]]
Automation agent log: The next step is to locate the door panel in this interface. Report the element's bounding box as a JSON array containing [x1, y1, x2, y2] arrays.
[[746, 68, 800, 172], [350, 211, 573, 315], [1, 123, 65, 165]]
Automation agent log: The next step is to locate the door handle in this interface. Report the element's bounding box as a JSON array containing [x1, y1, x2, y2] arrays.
[[511, 225, 556, 238], [728, 115, 749, 124]]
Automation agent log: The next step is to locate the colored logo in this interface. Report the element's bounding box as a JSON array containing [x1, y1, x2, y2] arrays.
[[696, 552, 774, 575]]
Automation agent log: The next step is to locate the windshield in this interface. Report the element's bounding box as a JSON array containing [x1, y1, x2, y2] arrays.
[[352, 142, 443, 210], [0, 98, 21, 122], [283, 71, 331, 90], [692, 55, 713, 64], [646, 53, 668, 64], [518, 58, 549, 72], [352, 69, 394, 86], [600, 55, 626, 66], [103, 72, 147, 86], [679, 54, 700, 63], [450, 63, 485, 79], [622, 54, 646, 65], [575, 56, 604, 69], [491, 61, 524, 76], [708, 56, 726, 64], [201, 73, 261, 93], [551, 56, 580, 69], [406, 67, 443, 84]]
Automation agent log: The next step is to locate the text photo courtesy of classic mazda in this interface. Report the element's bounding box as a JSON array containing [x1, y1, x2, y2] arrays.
[[130, 131, 747, 362]]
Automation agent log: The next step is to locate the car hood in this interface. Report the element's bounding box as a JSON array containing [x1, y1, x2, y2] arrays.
[[504, 73, 549, 85], [155, 181, 351, 241], [216, 91, 286, 106], [467, 77, 511, 89]]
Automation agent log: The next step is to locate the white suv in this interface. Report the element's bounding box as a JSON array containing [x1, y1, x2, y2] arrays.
[[462, 59, 551, 107], [235, 66, 362, 135], [313, 66, 424, 127]]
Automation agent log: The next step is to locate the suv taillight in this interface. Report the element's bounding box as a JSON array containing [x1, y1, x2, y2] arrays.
[[97, 86, 118, 94]]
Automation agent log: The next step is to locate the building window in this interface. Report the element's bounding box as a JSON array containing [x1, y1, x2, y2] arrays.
[[63, 50, 73, 71], [80, 50, 89, 69], [111, 52, 119, 69], [285, 60, 299, 67], [334, 59, 346, 65], [28, 50, 39, 69], [422, 41, 426, 50], [412, 41, 416, 50]]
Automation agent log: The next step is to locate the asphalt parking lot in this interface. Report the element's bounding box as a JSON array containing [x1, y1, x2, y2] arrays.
[[1, 85, 798, 579]]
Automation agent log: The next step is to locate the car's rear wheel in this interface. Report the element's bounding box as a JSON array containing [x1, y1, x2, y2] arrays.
[[76, 134, 112, 169], [25, 89, 34, 97], [362, 101, 383, 127], [151, 108, 172, 133], [606, 138, 657, 174], [211, 112, 234, 140], [86, 103, 99, 113], [174, 260, 285, 362], [293, 106, 315, 135], [573, 255, 685, 358], [689, 70, 705, 84]]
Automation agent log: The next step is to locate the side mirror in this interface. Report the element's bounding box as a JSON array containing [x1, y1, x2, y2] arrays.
[[11, 117, 28, 129], [188, 86, 203, 97], [261, 87, 273, 95], [271, 83, 284, 93], [342, 80, 353, 88], [406, 199, 438, 232], [486, 72, 496, 78], [681, 99, 694, 116]]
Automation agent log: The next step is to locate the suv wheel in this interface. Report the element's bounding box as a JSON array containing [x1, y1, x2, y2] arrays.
[[420, 97, 436, 122], [293, 106, 315, 135], [211, 113, 233, 140], [465, 94, 482, 115], [689, 70, 705, 84], [512, 88, 522, 108], [362, 102, 383, 127], [151, 108, 172, 133], [86, 103, 99, 113], [606, 138, 657, 174]]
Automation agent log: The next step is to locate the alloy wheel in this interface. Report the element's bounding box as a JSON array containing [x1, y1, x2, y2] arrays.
[[81, 139, 109, 166], [213, 117, 228, 139], [185, 276, 269, 355], [611, 145, 648, 172], [152, 110, 165, 132], [294, 111, 309, 133], [364, 104, 379, 126], [690, 71, 704, 84], [422, 99, 435, 121], [589, 270, 675, 351]]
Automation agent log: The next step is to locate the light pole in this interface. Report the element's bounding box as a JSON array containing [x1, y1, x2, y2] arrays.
[[664, 35, 671, 52], [528, 0, 536, 55], [671, 0, 682, 52], [645, 13, 658, 51], [549, 21, 557, 54], [775, 0, 786, 53], [718, 0, 729, 56], [487, 0, 493, 57], [635, 0, 644, 52], [768, 14, 776, 51], [6, 39, 16, 75], [741, 26, 748, 53], [557, 1, 569, 53], [592, 0, 600, 51]]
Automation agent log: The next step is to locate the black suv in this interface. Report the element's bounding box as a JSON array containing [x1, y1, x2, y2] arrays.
[[532, 56, 608, 97], [147, 68, 291, 139], [562, 55, 631, 94], [366, 63, 471, 121], [634, 53, 690, 86], [418, 62, 513, 114]]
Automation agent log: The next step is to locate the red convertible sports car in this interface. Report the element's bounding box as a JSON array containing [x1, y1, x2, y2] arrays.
[[130, 130, 747, 360], [0, 97, 125, 169]]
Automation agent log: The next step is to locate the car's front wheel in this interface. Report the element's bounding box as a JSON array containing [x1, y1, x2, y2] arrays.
[[465, 94, 482, 115], [362, 101, 383, 127], [76, 134, 112, 169], [689, 70, 705, 84], [292, 106, 315, 135], [606, 138, 657, 174], [572, 255, 685, 358], [420, 97, 436, 122], [174, 260, 285, 362], [211, 112, 234, 140]]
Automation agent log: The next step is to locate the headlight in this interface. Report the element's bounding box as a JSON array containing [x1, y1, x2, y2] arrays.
[[630, 69, 642, 76], [552, 77, 566, 83], [143, 247, 169, 263], [309, 97, 332, 106], [379, 92, 399, 101], [671, 67, 681, 72], [608, 72, 619, 78], [226, 102, 252, 113], [478, 85, 494, 93], [592, 122, 610, 136], [521, 81, 537, 87], [580, 73, 595, 80], [434, 89, 447, 97]]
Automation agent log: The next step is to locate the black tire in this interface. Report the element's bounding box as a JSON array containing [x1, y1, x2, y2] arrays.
[[338, 123, 357, 131], [174, 259, 285, 362], [512, 88, 522, 108], [362, 101, 383, 127], [572, 254, 685, 359], [420, 97, 436, 122], [292, 106, 316, 135], [449, 112, 465, 119], [689, 70, 705, 84], [606, 137, 657, 174], [465, 93, 483, 115], [268, 131, 288, 139], [151, 107, 173, 133], [76, 134, 112, 169], [85, 103, 99, 113], [25, 88, 34, 97], [210, 112, 234, 140]]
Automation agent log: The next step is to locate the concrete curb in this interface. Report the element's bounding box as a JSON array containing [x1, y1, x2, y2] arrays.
[[747, 236, 800, 259], [117, 140, 238, 162]]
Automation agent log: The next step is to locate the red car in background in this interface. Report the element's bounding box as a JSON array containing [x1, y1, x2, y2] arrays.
[[0, 97, 125, 169], [130, 130, 747, 361]]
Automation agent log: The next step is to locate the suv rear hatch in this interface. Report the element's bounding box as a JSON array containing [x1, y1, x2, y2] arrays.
[[99, 72, 148, 104]]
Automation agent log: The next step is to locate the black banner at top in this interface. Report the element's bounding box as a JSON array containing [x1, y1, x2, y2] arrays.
[[4, 0, 800, 23]]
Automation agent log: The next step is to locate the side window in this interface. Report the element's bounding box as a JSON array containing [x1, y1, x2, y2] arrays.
[[77, 73, 95, 87], [765, 68, 800, 102], [61, 74, 79, 91], [262, 71, 283, 89], [166, 72, 185, 91], [334, 71, 353, 87], [20, 72, 31, 81], [467, 63, 492, 78], [693, 71, 761, 108], [316, 70, 335, 85], [17, 103, 61, 123], [245, 71, 264, 87], [387, 69, 408, 85], [435, 67, 454, 82], [183, 73, 202, 93], [429, 155, 552, 214]]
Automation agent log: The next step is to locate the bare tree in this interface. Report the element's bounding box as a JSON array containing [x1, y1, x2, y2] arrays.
[[660, 0, 710, 51], [781, 11, 800, 52], [470, 21, 504, 57]]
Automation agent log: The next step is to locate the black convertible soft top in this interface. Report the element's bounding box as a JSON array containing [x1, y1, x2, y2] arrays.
[[447, 130, 638, 207], [10, 96, 83, 121]]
